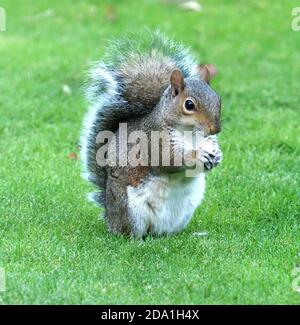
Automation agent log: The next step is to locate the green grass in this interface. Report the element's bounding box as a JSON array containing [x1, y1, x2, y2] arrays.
[[0, 0, 300, 304]]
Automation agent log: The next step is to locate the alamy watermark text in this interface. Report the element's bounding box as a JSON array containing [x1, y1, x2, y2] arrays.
[[291, 7, 300, 31]]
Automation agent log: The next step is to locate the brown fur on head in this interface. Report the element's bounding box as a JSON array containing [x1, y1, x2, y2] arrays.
[[168, 68, 221, 135]]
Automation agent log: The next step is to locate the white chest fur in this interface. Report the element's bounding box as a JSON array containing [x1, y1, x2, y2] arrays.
[[127, 173, 205, 237]]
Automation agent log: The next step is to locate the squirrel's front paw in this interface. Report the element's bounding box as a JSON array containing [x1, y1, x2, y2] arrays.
[[199, 137, 223, 171], [201, 148, 223, 171]]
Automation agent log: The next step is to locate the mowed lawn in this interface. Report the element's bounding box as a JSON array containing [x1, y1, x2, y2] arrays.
[[0, 0, 299, 304]]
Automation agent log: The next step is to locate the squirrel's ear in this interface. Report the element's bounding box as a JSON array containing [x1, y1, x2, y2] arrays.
[[198, 64, 217, 83], [170, 69, 184, 97]]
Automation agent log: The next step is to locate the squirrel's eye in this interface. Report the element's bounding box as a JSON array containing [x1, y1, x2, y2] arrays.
[[184, 99, 196, 112]]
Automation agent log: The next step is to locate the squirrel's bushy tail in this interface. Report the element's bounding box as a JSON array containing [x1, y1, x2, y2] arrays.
[[86, 30, 199, 111], [81, 31, 199, 206]]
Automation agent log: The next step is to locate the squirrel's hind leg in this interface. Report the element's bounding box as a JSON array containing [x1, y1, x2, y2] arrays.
[[105, 175, 132, 236]]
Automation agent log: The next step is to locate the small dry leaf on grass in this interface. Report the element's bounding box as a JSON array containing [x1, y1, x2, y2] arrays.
[[62, 84, 72, 96], [104, 5, 117, 22], [68, 142, 81, 160], [68, 152, 78, 160]]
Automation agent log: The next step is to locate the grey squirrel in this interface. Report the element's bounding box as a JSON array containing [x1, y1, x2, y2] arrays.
[[81, 32, 222, 237]]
